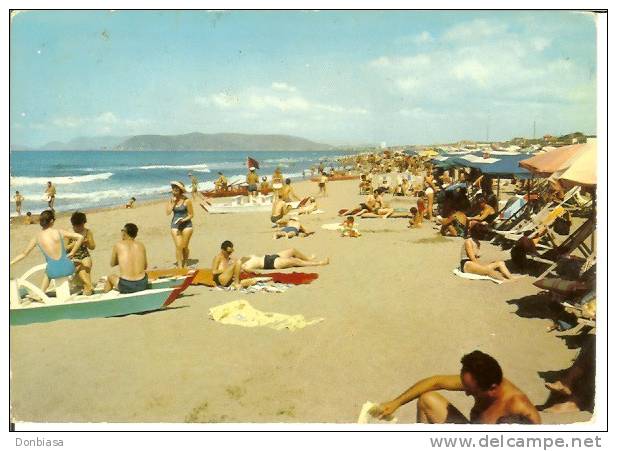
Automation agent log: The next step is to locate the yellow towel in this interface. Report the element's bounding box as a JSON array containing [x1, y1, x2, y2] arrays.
[[209, 300, 324, 331]]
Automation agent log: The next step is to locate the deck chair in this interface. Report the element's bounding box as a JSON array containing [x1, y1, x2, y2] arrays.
[[531, 222, 596, 280], [10, 263, 72, 307], [493, 205, 566, 245]]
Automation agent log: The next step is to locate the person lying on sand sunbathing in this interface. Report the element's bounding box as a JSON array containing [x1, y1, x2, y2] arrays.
[[459, 225, 519, 281], [292, 197, 318, 215], [240, 248, 329, 271], [375, 350, 541, 424], [103, 223, 149, 294], [338, 189, 379, 217], [274, 216, 314, 239], [211, 240, 272, 289], [341, 216, 361, 237]]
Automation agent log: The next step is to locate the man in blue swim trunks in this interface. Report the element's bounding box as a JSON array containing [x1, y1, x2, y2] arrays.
[[104, 223, 149, 294]]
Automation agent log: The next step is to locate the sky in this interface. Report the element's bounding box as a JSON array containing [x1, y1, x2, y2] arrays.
[[10, 10, 598, 147]]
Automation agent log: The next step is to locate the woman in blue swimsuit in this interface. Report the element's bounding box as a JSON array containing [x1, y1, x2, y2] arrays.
[[10, 209, 85, 293], [166, 181, 194, 268]]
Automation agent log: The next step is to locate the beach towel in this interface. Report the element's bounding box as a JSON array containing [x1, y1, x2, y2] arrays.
[[241, 271, 318, 285], [357, 401, 398, 424], [209, 300, 324, 331], [322, 223, 344, 231], [360, 212, 412, 218], [452, 268, 503, 284], [211, 282, 290, 294]]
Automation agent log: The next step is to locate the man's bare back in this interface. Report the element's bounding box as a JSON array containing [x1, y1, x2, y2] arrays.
[[468, 378, 540, 424], [113, 240, 147, 281]]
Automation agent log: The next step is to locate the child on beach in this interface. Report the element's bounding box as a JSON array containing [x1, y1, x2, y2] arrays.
[[408, 207, 422, 229], [318, 172, 328, 197], [67, 211, 96, 295], [341, 216, 361, 237], [416, 191, 426, 219], [125, 197, 136, 208], [23, 212, 38, 225]]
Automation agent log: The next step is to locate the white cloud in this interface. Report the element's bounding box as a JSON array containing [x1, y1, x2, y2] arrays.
[[271, 82, 297, 92], [443, 19, 508, 42], [450, 59, 491, 86], [51, 116, 85, 128], [210, 92, 240, 108], [531, 37, 551, 51], [414, 31, 434, 44], [204, 86, 368, 116], [95, 111, 118, 124], [368, 18, 592, 108]]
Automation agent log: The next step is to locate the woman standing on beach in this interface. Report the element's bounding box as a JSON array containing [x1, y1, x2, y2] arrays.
[[166, 181, 194, 268], [424, 165, 437, 221]]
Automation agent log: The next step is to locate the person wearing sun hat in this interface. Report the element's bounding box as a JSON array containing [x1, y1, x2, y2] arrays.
[[165, 181, 194, 267]]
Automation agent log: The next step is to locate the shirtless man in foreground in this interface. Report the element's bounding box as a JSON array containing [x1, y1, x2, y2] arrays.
[[104, 223, 149, 294], [376, 350, 541, 424], [241, 248, 329, 271]]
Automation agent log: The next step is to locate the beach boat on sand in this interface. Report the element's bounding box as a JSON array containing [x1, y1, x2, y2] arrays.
[[310, 174, 359, 182], [201, 185, 273, 198], [10, 264, 196, 326], [205, 194, 274, 214]]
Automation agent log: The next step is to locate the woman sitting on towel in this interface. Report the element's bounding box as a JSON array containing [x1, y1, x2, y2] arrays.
[[459, 225, 516, 281]]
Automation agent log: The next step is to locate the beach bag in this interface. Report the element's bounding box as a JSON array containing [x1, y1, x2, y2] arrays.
[[553, 213, 571, 236]]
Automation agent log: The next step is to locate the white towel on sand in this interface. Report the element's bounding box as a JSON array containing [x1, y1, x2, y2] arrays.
[[321, 223, 344, 231], [357, 401, 397, 424], [452, 268, 503, 284]]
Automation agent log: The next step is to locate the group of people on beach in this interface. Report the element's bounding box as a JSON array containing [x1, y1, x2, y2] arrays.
[[10, 149, 594, 424]]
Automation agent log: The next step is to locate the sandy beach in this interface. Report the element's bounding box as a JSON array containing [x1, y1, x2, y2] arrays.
[[9, 178, 592, 424]]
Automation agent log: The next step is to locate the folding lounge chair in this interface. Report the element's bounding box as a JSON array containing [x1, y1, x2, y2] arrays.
[[531, 221, 596, 280]]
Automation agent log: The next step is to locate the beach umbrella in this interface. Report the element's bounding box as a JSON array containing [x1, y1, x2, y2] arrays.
[[557, 141, 597, 187], [519, 143, 587, 176], [419, 149, 438, 157]]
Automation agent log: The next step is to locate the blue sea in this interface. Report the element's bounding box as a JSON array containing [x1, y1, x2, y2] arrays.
[[9, 150, 356, 216]]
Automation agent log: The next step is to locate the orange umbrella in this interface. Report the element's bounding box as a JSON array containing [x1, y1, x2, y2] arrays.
[[519, 143, 586, 176], [558, 141, 597, 187]]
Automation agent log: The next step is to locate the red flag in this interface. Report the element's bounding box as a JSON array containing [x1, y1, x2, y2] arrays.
[[247, 156, 260, 170]]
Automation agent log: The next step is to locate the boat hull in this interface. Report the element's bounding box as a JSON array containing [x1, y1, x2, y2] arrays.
[[10, 288, 174, 326], [202, 187, 273, 198]]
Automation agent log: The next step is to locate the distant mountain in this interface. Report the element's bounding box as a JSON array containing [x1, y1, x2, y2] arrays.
[[9, 143, 31, 151], [37, 135, 129, 150], [115, 132, 334, 151]]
